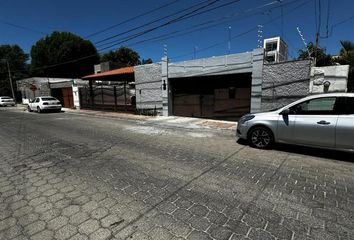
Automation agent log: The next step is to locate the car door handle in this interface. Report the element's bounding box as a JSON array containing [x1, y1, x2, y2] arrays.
[[317, 120, 330, 125]]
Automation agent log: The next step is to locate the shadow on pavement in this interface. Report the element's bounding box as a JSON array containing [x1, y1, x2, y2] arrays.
[[236, 138, 353, 162], [273, 144, 354, 162]]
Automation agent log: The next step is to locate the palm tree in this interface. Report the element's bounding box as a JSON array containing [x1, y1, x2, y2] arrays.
[[339, 40, 354, 92]]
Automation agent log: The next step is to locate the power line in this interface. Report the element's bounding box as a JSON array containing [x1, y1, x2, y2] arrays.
[[0, 19, 46, 35], [325, 14, 354, 38], [314, 0, 318, 31], [97, 0, 242, 52], [326, 0, 330, 37], [171, 0, 311, 60], [94, 0, 223, 45], [85, 0, 183, 38], [98, 0, 286, 50], [317, 0, 322, 33], [96, 0, 243, 50], [2, 0, 310, 74]]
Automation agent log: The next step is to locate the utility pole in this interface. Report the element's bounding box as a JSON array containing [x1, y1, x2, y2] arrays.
[[314, 32, 319, 66], [4, 60, 16, 102]]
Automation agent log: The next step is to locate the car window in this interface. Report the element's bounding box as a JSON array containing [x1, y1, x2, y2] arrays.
[[340, 97, 354, 114], [289, 97, 337, 115], [35, 98, 40, 103], [42, 97, 57, 101]]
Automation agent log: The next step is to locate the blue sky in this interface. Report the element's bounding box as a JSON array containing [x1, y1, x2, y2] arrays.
[[1, 0, 353, 63]]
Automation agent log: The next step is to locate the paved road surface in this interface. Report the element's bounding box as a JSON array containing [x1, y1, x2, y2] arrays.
[[0, 108, 353, 240]]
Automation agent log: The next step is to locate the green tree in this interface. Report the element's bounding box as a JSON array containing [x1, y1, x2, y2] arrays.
[[141, 58, 153, 65], [101, 47, 141, 66], [298, 42, 333, 67], [338, 40, 354, 92], [0, 44, 28, 96], [30, 31, 99, 78]]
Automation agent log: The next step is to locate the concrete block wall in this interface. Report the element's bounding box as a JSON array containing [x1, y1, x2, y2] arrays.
[[262, 60, 311, 111], [134, 63, 163, 114], [168, 52, 253, 78]]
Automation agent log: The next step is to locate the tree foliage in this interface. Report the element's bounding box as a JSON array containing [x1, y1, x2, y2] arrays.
[[298, 42, 333, 67], [30, 31, 99, 78], [141, 58, 153, 65], [338, 40, 354, 92], [101, 47, 152, 66], [101, 47, 141, 66], [0, 44, 28, 96]]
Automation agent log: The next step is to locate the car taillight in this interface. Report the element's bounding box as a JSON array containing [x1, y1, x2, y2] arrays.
[[43, 102, 48, 105]]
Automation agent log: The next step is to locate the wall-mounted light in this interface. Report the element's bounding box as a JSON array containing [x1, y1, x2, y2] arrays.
[[162, 80, 166, 90], [324, 81, 331, 93], [323, 81, 331, 87]]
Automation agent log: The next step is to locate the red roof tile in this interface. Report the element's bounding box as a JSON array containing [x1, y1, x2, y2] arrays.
[[82, 66, 134, 79]]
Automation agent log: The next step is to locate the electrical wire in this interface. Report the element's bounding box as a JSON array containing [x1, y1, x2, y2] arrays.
[[171, 0, 312, 60], [85, 0, 183, 38], [127, 0, 296, 48], [97, 0, 242, 51], [96, 0, 247, 49], [2, 0, 311, 74], [318, 0, 322, 33], [0, 19, 46, 35], [94, 0, 223, 45]]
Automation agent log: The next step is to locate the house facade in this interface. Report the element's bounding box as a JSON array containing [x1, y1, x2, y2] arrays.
[[133, 53, 349, 120], [134, 49, 263, 120], [16, 77, 87, 109]]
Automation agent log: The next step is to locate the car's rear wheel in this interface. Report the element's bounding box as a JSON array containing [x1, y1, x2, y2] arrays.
[[248, 127, 274, 149], [37, 106, 41, 113], [27, 106, 32, 112]]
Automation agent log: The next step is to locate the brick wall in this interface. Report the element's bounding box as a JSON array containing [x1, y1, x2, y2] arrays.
[[262, 60, 311, 111]]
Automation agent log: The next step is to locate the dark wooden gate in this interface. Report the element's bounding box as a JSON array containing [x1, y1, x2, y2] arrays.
[[62, 87, 74, 108], [79, 85, 136, 112]]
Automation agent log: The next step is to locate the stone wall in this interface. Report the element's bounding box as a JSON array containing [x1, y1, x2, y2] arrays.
[[134, 63, 163, 114], [262, 60, 311, 111], [309, 65, 349, 94]]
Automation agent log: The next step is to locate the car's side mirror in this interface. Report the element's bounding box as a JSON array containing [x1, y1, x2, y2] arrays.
[[280, 108, 290, 115]]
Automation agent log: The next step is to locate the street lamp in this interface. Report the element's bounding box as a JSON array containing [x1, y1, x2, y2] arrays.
[[1, 59, 16, 102]]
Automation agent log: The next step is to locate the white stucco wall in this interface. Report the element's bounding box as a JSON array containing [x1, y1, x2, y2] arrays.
[[309, 65, 349, 94], [72, 85, 80, 109]]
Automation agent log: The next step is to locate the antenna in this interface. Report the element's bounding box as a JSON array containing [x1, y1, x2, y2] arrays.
[[163, 44, 168, 57], [228, 26, 232, 54], [257, 25, 263, 48], [296, 27, 310, 58], [194, 46, 198, 59]]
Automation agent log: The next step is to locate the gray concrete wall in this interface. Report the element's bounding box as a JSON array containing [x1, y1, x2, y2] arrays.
[[250, 49, 263, 113], [134, 63, 163, 113], [168, 49, 263, 113], [262, 60, 311, 111], [135, 50, 264, 116], [17, 78, 51, 103], [168, 52, 253, 78]]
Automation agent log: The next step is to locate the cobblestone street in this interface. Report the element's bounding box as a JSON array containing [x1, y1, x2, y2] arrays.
[[1, 108, 354, 240]]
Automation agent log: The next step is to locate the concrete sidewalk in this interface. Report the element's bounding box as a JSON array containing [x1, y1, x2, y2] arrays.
[[16, 105, 237, 132], [62, 108, 237, 131]]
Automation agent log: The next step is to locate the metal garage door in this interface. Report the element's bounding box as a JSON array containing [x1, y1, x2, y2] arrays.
[[171, 73, 251, 121]]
